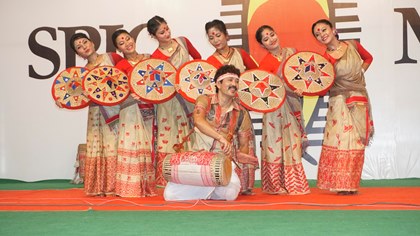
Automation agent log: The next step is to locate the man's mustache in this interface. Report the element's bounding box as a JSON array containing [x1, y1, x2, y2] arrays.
[[228, 86, 237, 91]]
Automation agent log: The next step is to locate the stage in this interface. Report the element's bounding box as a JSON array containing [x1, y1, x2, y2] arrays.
[[1, 179, 419, 235], [1, 180, 419, 211]]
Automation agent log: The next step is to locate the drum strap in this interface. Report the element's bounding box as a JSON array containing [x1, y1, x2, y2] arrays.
[[210, 102, 240, 151], [235, 110, 244, 133]]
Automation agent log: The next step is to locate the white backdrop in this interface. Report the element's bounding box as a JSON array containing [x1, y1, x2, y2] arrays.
[[0, 0, 419, 181]]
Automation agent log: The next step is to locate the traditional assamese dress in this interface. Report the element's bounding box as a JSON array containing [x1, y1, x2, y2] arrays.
[[258, 48, 310, 195], [84, 53, 122, 196], [114, 55, 157, 197], [151, 37, 201, 186], [317, 41, 374, 192], [206, 47, 259, 193]]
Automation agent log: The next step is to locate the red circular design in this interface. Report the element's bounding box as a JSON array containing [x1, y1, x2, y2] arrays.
[[51, 67, 91, 109], [282, 51, 335, 96], [82, 66, 130, 105], [238, 69, 286, 113], [176, 60, 217, 103], [129, 59, 177, 104]]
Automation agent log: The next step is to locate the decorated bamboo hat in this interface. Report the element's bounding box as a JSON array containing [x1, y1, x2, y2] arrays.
[[238, 69, 286, 113], [82, 66, 130, 105], [51, 67, 91, 109], [129, 58, 177, 104], [176, 60, 217, 103], [283, 51, 335, 96]]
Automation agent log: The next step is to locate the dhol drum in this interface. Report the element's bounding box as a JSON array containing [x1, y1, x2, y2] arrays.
[[163, 151, 232, 187], [82, 66, 130, 105], [282, 51, 335, 96], [238, 69, 286, 113], [51, 67, 90, 109], [129, 58, 177, 104], [176, 60, 217, 103]]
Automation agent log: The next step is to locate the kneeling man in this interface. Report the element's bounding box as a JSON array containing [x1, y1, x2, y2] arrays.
[[164, 65, 258, 201]]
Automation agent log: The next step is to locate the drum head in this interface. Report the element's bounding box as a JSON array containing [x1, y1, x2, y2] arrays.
[[238, 69, 286, 113], [51, 67, 90, 109], [176, 60, 217, 103], [283, 51, 335, 96], [129, 58, 177, 104], [82, 66, 130, 105]]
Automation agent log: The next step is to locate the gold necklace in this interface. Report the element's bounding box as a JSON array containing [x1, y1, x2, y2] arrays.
[[127, 53, 140, 64], [160, 41, 174, 53], [217, 48, 232, 62], [160, 46, 174, 53], [328, 42, 342, 52], [271, 48, 283, 62], [88, 54, 102, 68], [128, 60, 137, 65]]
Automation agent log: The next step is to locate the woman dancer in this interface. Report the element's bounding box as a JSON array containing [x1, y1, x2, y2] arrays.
[[147, 15, 202, 186], [112, 29, 157, 197], [70, 33, 122, 196], [205, 19, 258, 72], [255, 25, 310, 195], [311, 19, 374, 195]]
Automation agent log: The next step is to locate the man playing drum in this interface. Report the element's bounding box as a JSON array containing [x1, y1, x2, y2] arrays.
[[164, 65, 258, 201]]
